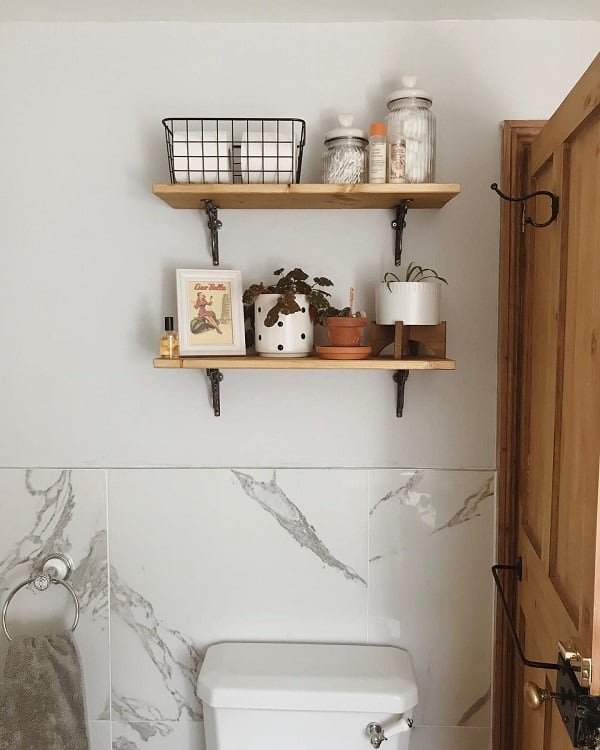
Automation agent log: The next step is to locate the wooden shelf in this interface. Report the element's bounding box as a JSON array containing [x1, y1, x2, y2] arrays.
[[153, 355, 455, 370], [152, 183, 461, 210], [151, 182, 460, 414], [154, 355, 454, 417]]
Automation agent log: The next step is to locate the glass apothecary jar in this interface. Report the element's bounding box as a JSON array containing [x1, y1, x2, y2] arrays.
[[322, 114, 367, 184], [385, 76, 436, 183]]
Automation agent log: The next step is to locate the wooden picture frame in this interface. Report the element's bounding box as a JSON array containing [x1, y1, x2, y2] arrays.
[[176, 269, 246, 356]]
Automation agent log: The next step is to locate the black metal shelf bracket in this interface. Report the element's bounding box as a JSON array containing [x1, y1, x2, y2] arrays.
[[206, 368, 223, 416], [391, 200, 412, 266], [490, 182, 559, 228], [492, 558, 560, 672], [393, 370, 409, 417], [202, 200, 222, 266]]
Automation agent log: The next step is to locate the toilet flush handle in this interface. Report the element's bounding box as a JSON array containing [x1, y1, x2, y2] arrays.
[[366, 723, 387, 748], [367, 717, 413, 747]]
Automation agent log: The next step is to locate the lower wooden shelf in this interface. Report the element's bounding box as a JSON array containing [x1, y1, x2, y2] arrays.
[[153, 355, 455, 371], [153, 355, 455, 418]]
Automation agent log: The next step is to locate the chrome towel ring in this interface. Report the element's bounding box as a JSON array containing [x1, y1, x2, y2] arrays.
[[1, 553, 80, 642]]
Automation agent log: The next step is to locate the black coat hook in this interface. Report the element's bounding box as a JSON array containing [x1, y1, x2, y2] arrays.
[[490, 183, 559, 228]]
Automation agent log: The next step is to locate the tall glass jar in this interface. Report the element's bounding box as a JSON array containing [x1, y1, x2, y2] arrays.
[[385, 76, 435, 183], [322, 114, 367, 184]]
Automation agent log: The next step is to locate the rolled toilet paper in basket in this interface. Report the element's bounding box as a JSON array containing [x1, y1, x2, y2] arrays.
[[240, 130, 297, 184], [172, 130, 232, 183]]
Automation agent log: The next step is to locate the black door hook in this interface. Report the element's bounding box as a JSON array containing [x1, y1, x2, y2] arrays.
[[490, 183, 559, 228]]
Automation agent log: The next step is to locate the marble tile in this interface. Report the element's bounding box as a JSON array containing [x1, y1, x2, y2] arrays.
[[111, 721, 203, 749], [409, 725, 491, 750], [368, 470, 495, 728], [0, 469, 110, 720], [108, 468, 368, 723], [89, 720, 112, 750], [231, 469, 367, 584]]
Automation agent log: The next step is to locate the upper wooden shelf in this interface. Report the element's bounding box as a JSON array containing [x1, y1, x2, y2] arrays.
[[153, 355, 455, 371], [152, 183, 461, 210]]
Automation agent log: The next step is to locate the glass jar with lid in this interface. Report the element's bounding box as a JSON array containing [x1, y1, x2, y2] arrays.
[[322, 114, 367, 184], [385, 76, 435, 183]]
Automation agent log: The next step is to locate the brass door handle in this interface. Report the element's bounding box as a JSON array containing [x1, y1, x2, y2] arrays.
[[524, 681, 558, 710]]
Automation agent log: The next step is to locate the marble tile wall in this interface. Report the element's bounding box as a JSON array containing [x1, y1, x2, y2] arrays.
[[0, 468, 494, 750]]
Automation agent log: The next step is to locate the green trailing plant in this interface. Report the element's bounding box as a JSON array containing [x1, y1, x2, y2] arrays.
[[243, 267, 337, 328], [383, 262, 448, 291], [326, 307, 366, 318]]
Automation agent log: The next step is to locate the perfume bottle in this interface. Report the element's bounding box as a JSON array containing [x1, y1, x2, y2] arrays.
[[160, 316, 179, 358]]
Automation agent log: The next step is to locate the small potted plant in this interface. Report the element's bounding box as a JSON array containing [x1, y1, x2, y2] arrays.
[[242, 268, 336, 357], [375, 262, 447, 326], [324, 287, 367, 347]]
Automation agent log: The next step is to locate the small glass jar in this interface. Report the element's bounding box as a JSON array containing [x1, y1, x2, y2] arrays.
[[322, 114, 367, 184], [385, 76, 436, 183], [160, 316, 179, 358]]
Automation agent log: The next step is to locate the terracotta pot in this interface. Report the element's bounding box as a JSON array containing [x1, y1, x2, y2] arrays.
[[325, 317, 367, 347]]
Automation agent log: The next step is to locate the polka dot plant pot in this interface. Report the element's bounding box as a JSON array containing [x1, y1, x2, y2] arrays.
[[254, 294, 313, 357]]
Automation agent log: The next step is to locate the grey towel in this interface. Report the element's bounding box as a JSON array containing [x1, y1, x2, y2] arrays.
[[0, 631, 89, 750]]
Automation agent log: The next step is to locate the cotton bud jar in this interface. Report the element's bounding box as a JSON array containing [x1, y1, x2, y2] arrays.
[[322, 114, 367, 184], [385, 76, 436, 183]]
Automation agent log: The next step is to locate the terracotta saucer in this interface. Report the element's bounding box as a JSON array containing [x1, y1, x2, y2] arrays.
[[316, 346, 372, 360]]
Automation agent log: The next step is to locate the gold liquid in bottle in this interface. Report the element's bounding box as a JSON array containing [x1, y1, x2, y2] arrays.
[[160, 316, 179, 358]]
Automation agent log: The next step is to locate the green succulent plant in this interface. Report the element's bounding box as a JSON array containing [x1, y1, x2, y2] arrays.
[[383, 262, 448, 291]]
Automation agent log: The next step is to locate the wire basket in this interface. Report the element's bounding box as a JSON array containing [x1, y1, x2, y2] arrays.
[[162, 118, 306, 185]]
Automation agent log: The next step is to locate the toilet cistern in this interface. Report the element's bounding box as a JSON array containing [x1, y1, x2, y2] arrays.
[[197, 641, 419, 750]]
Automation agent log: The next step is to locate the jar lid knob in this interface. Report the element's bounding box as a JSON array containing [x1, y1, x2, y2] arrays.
[[400, 74, 418, 89], [386, 76, 432, 105], [324, 114, 367, 142]]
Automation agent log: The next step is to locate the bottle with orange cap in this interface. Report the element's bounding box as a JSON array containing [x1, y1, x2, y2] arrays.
[[368, 122, 387, 183]]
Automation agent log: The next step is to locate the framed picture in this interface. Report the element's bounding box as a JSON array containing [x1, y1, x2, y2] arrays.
[[176, 269, 246, 356]]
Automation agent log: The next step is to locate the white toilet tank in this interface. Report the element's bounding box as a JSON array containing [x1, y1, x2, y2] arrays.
[[197, 642, 418, 750]]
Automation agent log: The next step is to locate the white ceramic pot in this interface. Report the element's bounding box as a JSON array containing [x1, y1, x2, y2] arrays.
[[375, 281, 441, 325], [254, 293, 313, 357]]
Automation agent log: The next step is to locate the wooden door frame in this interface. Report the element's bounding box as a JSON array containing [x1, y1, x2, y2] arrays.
[[494, 120, 545, 750]]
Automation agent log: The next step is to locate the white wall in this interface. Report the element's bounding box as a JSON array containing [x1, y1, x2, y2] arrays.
[[1, 20, 597, 469], [0, 21, 598, 750]]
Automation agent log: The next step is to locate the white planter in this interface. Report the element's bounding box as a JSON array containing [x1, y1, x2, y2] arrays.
[[254, 293, 313, 357], [375, 281, 442, 325]]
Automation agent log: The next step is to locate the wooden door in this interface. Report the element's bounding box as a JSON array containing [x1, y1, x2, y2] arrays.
[[495, 53, 600, 750]]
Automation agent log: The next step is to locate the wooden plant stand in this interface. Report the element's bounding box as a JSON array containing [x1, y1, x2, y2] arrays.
[[370, 321, 447, 359]]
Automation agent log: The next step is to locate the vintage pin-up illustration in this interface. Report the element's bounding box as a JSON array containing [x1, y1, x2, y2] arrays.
[[176, 269, 246, 356]]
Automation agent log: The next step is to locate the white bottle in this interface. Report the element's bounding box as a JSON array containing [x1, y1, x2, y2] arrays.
[[387, 119, 406, 184], [368, 122, 387, 183]]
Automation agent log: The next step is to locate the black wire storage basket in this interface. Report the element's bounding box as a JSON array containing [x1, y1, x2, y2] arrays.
[[162, 118, 306, 184]]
